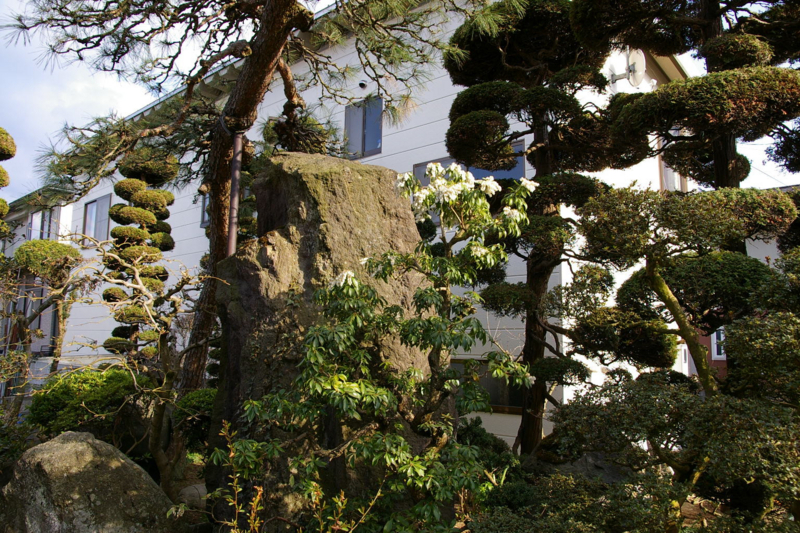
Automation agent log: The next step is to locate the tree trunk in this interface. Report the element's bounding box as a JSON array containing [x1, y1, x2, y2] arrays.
[[517, 123, 560, 455], [48, 300, 65, 375], [178, 0, 313, 393]]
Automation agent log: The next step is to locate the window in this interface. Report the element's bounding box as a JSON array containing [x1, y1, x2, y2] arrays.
[[450, 359, 524, 414], [83, 194, 111, 241], [200, 194, 211, 228], [345, 97, 382, 158], [412, 141, 526, 186], [711, 328, 726, 361], [28, 209, 54, 240]]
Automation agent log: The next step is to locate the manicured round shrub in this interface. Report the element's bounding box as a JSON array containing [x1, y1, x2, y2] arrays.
[[130, 190, 167, 212], [137, 265, 169, 281], [136, 329, 160, 343], [0, 198, 8, 219], [102, 336, 134, 354], [114, 304, 149, 324], [28, 369, 152, 439], [155, 190, 175, 206], [150, 221, 172, 235], [141, 277, 164, 293], [149, 232, 175, 252], [117, 147, 179, 186], [119, 245, 162, 264], [175, 388, 218, 453], [0, 166, 9, 189], [110, 226, 149, 246], [102, 287, 127, 302], [699, 34, 773, 71], [153, 207, 170, 221], [0, 127, 16, 162], [139, 346, 158, 359], [113, 178, 147, 202], [109, 205, 158, 227], [112, 326, 135, 339], [14, 240, 81, 284]]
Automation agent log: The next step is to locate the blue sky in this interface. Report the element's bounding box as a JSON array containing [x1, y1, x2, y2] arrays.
[[0, 0, 797, 205]]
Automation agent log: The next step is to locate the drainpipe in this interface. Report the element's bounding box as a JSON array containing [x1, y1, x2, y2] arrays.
[[227, 131, 243, 257]]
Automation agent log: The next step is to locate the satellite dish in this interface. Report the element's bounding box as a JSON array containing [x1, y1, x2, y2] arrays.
[[610, 49, 647, 87], [627, 49, 646, 87]]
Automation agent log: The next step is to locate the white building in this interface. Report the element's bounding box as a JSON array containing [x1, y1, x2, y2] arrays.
[[2, 21, 695, 440]]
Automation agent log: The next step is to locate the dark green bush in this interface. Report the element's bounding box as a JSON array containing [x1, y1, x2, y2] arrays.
[[176, 388, 217, 453], [102, 336, 133, 354], [0, 127, 16, 162], [111, 226, 149, 246], [117, 147, 179, 186], [14, 240, 81, 284], [119, 245, 162, 264], [130, 190, 167, 212], [150, 221, 172, 235], [457, 417, 521, 480], [102, 287, 127, 302], [28, 369, 152, 440], [149, 232, 175, 252], [109, 205, 157, 227], [113, 178, 147, 202]]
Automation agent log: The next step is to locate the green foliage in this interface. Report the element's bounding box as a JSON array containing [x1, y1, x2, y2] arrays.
[[0, 198, 8, 219], [102, 336, 133, 354], [456, 417, 520, 480], [699, 33, 774, 71], [137, 329, 160, 343], [130, 189, 168, 212], [14, 240, 81, 285], [176, 388, 217, 453], [150, 220, 172, 235], [141, 277, 164, 293], [570, 0, 701, 56], [149, 232, 175, 252], [480, 282, 530, 318], [113, 178, 147, 201], [0, 167, 8, 189], [102, 287, 127, 302], [110, 225, 149, 246], [117, 147, 179, 186], [137, 265, 169, 281], [114, 304, 149, 324], [0, 127, 16, 162], [109, 204, 157, 227], [118, 245, 162, 264], [29, 369, 152, 440], [528, 173, 608, 210]]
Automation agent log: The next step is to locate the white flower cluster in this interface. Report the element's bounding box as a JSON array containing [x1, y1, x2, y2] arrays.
[[332, 270, 357, 287], [520, 178, 538, 192], [502, 206, 524, 222], [478, 177, 502, 197], [428, 162, 475, 204], [396, 172, 413, 191]]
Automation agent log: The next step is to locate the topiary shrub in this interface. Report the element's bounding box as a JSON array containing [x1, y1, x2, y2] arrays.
[[0, 167, 8, 189], [136, 265, 169, 281], [699, 33, 773, 71], [149, 232, 175, 252], [102, 336, 134, 354], [14, 240, 81, 285], [119, 245, 162, 264], [114, 304, 149, 324], [136, 329, 160, 343], [175, 388, 218, 453], [108, 205, 157, 227], [457, 417, 521, 480], [0, 198, 8, 219], [141, 277, 164, 293], [130, 190, 168, 212], [28, 369, 152, 439], [0, 127, 16, 161], [150, 220, 172, 235], [153, 206, 170, 221], [102, 287, 127, 302], [110, 225, 150, 246], [113, 178, 147, 201], [155, 190, 175, 206], [139, 346, 158, 359], [117, 147, 179, 186], [112, 326, 135, 339]]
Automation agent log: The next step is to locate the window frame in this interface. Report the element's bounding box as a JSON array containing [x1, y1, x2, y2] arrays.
[[83, 194, 111, 242], [710, 328, 726, 361], [450, 356, 524, 415], [345, 97, 383, 159]]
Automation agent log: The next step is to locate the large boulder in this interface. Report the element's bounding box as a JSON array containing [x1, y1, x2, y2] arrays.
[[0, 432, 185, 533], [208, 152, 427, 522]]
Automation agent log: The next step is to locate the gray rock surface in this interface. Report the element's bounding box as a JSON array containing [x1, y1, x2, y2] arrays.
[[177, 483, 207, 510], [0, 432, 185, 533], [208, 153, 428, 524]]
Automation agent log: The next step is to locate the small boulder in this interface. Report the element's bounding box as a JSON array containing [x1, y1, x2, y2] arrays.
[[178, 483, 207, 510], [0, 432, 186, 533]]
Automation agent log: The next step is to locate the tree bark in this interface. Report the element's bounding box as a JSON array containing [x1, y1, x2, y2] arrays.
[[178, 0, 313, 393]]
